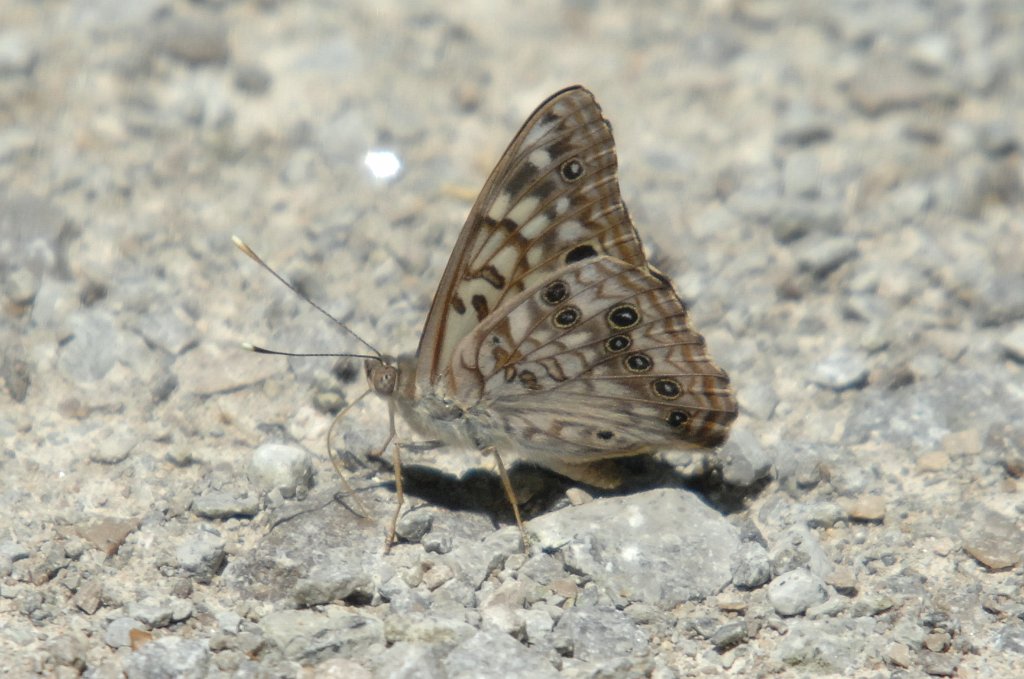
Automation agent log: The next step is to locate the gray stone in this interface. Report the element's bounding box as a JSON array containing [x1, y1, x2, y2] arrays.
[[0, 540, 30, 561], [551, 605, 648, 663], [777, 106, 833, 146], [373, 642, 445, 679], [0, 350, 30, 403], [442, 628, 559, 679], [520, 607, 555, 645], [738, 379, 779, 421], [530, 489, 741, 608], [844, 371, 1024, 450], [395, 507, 434, 542], [768, 526, 833, 578], [103, 617, 147, 649], [847, 55, 959, 115], [155, 13, 230, 65], [46, 634, 87, 671], [773, 619, 874, 673], [978, 121, 1018, 157], [383, 613, 476, 648], [794, 235, 859, 279], [783, 150, 821, 199], [127, 597, 177, 628], [67, 0, 168, 31], [710, 621, 747, 650], [970, 272, 1024, 326], [58, 311, 121, 383], [0, 194, 66, 274], [234, 62, 272, 94], [260, 609, 384, 664], [174, 529, 226, 583], [960, 507, 1023, 570], [767, 569, 829, 616], [732, 541, 772, 589], [719, 428, 773, 487], [812, 348, 869, 391], [221, 488, 390, 605], [191, 489, 260, 520], [293, 558, 375, 607], [1000, 323, 1024, 363], [732, 197, 844, 243], [123, 636, 209, 679], [131, 307, 199, 355], [4, 267, 40, 305], [90, 431, 138, 464], [247, 442, 314, 498], [994, 623, 1024, 655], [920, 649, 960, 676], [518, 553, 565, 586], [0, 32, 37, 77]]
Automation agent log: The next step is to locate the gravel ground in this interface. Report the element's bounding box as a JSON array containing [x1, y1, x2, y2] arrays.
[[2, 1, 1023, 677]]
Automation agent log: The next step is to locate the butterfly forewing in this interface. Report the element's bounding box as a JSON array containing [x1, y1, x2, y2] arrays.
[[417, 86, 648, 389]]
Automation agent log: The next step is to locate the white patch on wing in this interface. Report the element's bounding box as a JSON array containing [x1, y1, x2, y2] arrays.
[[487, 192, 511, 220], [519, 213, 551, 240], [554, 196, 570, 215], [473, 228, 509, 268], [528, 148, 551, 168], [555, 219, 587, 243], [506, 196, 540, 229], [507, 305, 533, 343], [488, 247, 518, 284], [523, 121, 555, 148]]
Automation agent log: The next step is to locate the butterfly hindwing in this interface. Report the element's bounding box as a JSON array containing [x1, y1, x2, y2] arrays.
[[449, 256, 737, 462]]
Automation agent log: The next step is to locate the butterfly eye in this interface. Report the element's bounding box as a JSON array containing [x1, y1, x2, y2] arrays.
[[666, 410, 689, 428], [604, 334, 631, 353], [552, 305, 581, 329], [560, 158, 585, 182], [652, 378, 682, 399], [607, 304, 641, 330], [541, 280, 569, 306], [624, 352, 652, 373]]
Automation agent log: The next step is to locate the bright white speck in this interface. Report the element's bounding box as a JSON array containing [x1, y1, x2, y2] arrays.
[[363, 149, 401, 180]]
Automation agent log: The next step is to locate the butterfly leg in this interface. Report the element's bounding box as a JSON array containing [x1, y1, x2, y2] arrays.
[[325, 388, 374, 518], [484, 446, 531, 551], [382, 404, 403, 554]]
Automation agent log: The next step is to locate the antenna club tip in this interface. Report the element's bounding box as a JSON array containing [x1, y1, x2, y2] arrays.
[[240, 342, 256, 351], [232, 236, 257, 259]]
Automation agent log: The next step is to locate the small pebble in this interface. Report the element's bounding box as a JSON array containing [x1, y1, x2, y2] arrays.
[[247, 443, 313, 498], [917, 451, 950, 472], [845, 495, 886, 522], [767, 569, 828, 616]]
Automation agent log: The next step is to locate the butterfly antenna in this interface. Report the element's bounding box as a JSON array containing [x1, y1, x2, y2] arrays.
[[233, 235, 383, 360]]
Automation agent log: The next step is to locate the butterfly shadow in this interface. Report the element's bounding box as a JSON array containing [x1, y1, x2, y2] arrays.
[[373, 451, 771, 531]]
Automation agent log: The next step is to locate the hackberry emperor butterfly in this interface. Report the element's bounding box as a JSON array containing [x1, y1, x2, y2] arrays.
[[238, 85, 737, 551]]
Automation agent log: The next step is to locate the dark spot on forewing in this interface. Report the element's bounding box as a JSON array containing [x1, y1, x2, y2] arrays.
[[479, 265, 506, 289], [565, 244, 598, 264], [471, 294, 489, 320], [452, 294, 466, 315], [507, 163, 539, 197]]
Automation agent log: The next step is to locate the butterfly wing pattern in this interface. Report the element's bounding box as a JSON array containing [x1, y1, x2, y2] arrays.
[[405, 86, 736, 486]]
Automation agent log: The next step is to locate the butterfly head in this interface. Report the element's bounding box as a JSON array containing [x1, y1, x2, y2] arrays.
[[365, 357, 399, 397]]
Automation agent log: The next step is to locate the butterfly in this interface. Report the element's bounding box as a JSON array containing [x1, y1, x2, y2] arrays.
[[237, 85, 737, 551]]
